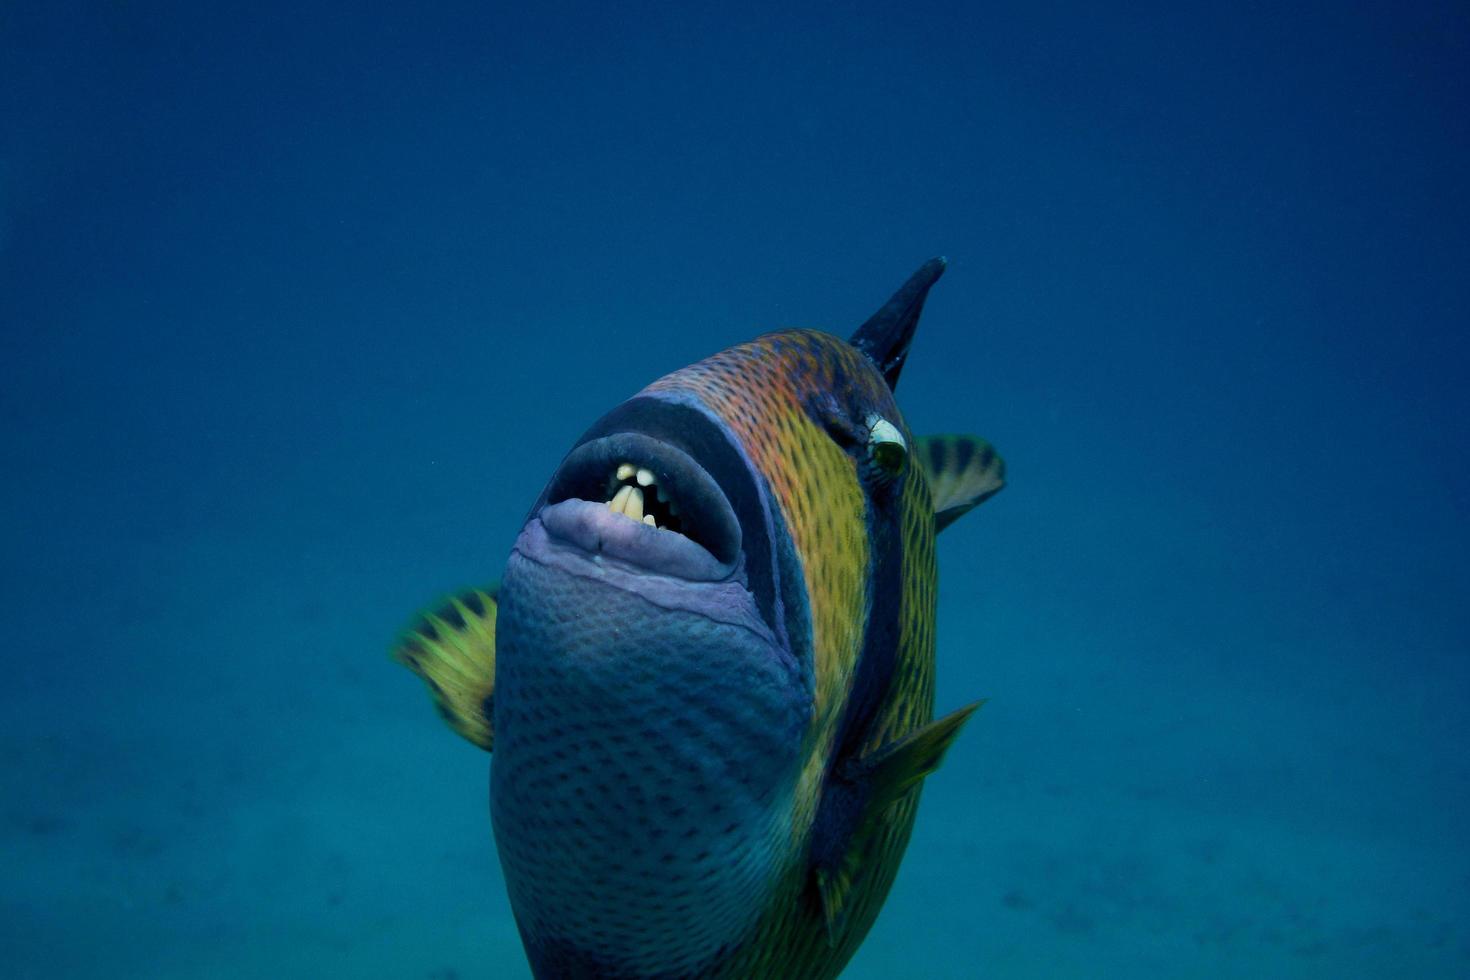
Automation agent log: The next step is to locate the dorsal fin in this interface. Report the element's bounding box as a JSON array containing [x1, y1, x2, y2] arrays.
[[392, 586, 498, 752], [849, 257, 947, 389], [811, 702, 983, 940], [917, 434, 1006, 532]]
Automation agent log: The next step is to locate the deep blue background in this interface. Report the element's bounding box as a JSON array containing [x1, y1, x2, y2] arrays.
[[3, 3, 1467, 977]]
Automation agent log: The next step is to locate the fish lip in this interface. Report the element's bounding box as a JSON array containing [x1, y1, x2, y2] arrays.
[[540, 432, 743, 580]]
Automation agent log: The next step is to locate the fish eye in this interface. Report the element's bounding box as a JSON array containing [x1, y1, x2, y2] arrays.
[[865, 414, 907, 477]]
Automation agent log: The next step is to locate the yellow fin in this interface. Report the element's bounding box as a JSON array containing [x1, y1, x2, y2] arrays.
[[392, 586, 498, 752], [813, 702, 984, 941], [917, 435, 1005, 532], [854, 701, 983, 804], [814, 864, 848, 947]]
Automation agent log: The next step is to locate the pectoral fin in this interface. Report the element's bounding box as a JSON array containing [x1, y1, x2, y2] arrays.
[[812, 702, 984, 941], [849, 700, 983, 803], [392, 586, 498, 752], [917, 435, 1005, 531]]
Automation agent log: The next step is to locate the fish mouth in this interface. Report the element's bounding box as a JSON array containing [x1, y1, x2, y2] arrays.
[[539, 432, 742, 582]]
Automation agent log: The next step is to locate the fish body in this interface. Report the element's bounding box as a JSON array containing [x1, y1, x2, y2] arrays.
[[396, 260, 1005, 978]]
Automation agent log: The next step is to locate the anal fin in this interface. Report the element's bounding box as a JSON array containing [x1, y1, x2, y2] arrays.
[[392, 586, 498, 752], [814, 864, 849, 947]]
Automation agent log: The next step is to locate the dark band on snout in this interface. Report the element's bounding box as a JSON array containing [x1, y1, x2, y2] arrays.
[[565, 397, 781, 643]]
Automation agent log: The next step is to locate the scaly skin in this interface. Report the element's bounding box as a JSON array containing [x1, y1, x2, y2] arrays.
[[642, 330, 939, 978]]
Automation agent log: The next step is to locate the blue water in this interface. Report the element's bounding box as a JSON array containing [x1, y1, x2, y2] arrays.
[[3, 4, 1466, 977]]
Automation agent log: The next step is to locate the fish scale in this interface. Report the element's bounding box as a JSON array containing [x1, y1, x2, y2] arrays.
[[640, 333, 939, 976], [494, 537, 807, 977]]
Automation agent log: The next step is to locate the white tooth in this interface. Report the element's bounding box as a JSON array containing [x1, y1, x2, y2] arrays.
[[636, 467, 655, 487], [642, 514, 656, 526], [626, 487, 644, 522], [609, 485, 633, 514], [655, 484, 668, 503], [617, 463, 636, 481]]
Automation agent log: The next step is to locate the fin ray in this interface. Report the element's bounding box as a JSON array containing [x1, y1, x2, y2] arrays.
[[392, 586, 499, 752], [917, 435, 1005, 531]]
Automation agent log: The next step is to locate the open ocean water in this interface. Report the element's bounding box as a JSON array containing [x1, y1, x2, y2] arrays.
[[3, 3, 1467, 977]]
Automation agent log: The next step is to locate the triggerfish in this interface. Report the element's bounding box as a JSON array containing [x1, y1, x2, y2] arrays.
[[395, 258, 1006, 978]]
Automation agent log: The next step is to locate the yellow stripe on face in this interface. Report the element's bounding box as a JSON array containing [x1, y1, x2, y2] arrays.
[[640, 328, 945, 976], [765, 398, 867, 756]]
